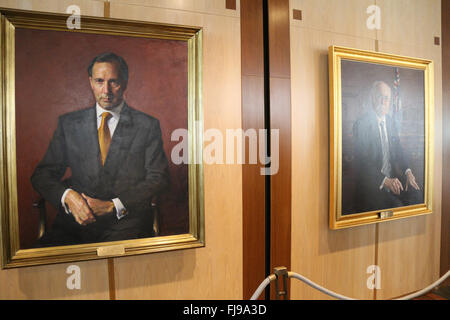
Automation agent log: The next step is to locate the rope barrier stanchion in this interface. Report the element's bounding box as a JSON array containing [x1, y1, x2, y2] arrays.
[[274, 267, 289, 300], [250, 267, 450, 300]]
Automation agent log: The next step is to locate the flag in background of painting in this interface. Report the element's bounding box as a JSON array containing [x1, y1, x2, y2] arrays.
[[392, 67, 403, 131]]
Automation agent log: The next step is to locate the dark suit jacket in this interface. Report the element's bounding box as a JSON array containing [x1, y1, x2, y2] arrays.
[[351, 110, 408, 212], [31, 103, 169, 245]]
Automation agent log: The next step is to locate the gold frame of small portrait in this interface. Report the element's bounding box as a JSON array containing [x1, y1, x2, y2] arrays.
[[329, 45, 434, 230]]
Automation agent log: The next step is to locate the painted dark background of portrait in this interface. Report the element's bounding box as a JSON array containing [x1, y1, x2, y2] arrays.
[[341, 60, 425, 215], [15, 28, 189, 249]]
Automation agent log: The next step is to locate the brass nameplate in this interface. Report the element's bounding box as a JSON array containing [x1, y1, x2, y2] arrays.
[[379, 211, 394, 219], [97, 245, 125, 257]]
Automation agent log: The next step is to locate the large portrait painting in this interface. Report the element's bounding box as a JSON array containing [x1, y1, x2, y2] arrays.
[[329, 46, 434, 229], [0, 9, 204, 268]]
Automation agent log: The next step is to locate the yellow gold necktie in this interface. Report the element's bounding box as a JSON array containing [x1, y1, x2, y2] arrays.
[[99, 112, 112, 165]]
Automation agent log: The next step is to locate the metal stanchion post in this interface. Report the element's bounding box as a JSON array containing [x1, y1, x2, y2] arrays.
[[274, 267, 289, 300]]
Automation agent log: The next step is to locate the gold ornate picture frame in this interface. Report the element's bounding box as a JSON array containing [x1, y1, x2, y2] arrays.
[[0, 8, 204, 268], [329, 46, 434, 230]]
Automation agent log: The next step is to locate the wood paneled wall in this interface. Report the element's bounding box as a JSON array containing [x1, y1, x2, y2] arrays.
[[289, 0, 442, 299], [0, 0, 243, 300], [0, 0, 445, 300]]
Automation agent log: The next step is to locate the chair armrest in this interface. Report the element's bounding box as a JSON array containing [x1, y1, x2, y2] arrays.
[[32, 197, 47, 240], [151, 198, 160, 237]]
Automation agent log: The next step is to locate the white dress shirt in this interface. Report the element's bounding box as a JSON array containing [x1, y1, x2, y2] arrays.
[[377, 116, 390, 190], [61, 101, 128, 220], [376, 115, 411, 190]]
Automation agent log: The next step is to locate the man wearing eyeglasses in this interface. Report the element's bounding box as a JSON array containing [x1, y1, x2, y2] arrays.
[[31, 52, 169, 246]]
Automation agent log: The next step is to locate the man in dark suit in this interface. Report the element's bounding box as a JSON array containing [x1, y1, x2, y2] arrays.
[[31, 52, 169, 246], [351, 81, 421, 213]]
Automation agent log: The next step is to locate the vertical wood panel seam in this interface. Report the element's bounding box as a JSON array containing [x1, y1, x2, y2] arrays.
[[374, 9, 380, 297], [108, 258, 116, 300], [104, 1, 114, 300], [263, 0, 271, 300], [104, 1, 110, 18], [374, 224, 379, 300], [441, 0, 450, 285]]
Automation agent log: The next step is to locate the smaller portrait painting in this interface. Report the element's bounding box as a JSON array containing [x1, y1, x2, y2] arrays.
[[328, 46, 434, 230]]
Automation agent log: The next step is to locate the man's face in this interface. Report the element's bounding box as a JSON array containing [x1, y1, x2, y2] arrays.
[[89, 62, 126, 110], [372, 82, 391, 117]]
